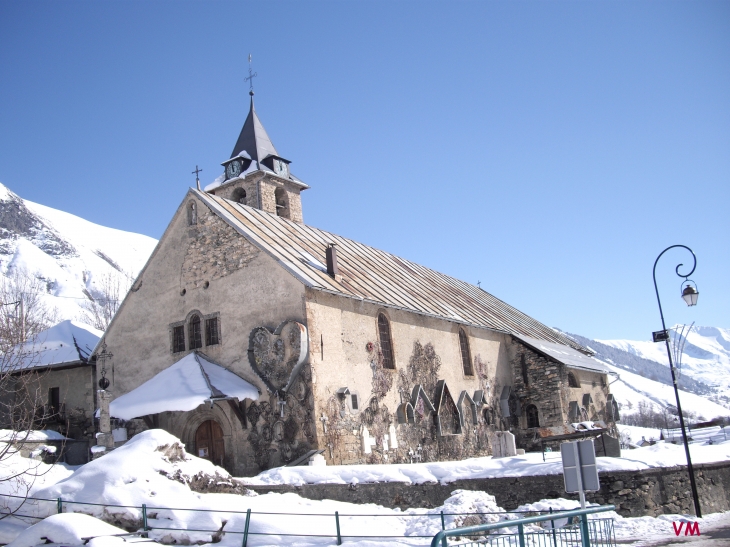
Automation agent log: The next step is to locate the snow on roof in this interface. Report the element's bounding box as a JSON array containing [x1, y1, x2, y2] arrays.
[[0, 429, 69, 442], [110, 352, 259, 420], [14, 320, 102, 369], [512, 334, 609, 373]]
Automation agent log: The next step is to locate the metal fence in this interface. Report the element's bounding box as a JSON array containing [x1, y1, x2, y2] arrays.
[[2, 494, 616, 546], [431, 505, 616, 547]]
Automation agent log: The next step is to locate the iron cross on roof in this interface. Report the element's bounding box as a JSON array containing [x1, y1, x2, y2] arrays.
[[192, 165, 203, 190], [244, 53, 257, 95]]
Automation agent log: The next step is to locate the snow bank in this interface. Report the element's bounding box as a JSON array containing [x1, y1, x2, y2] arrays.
[[2, 428, 729, 547], [29, 430, 243, 542], [243, 440, 730, 486], [6, 513, 126, 547]]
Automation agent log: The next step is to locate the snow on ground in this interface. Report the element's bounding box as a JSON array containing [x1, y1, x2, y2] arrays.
[[6, 513, 127, 547], [0, 430, 727, 547], [243, 440, 730, 486], [0, 445, 76, 499], [618, 424, 663, 444]]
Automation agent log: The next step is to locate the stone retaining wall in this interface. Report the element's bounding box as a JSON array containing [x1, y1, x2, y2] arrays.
[[246, 461, 730, 517]]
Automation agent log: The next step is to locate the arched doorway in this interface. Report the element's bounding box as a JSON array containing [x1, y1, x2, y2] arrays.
[[195, 420, 225, 466]]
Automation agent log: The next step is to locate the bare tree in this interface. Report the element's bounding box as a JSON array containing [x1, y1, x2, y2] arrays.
[[81, 271, 129, 331], [0, 269, 61, 511]]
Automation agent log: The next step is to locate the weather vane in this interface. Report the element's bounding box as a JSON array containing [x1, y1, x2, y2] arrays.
[[244, 53, 257, 96], [192, 165, 202, 190]]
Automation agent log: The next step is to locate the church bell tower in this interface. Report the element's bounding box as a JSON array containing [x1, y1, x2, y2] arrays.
[[204, 89, 309, 223]]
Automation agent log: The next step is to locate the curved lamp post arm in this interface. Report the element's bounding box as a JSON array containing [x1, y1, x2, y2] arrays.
[[652, 244, 697, 334]]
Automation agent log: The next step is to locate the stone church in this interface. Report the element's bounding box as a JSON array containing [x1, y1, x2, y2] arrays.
[[97, 91, 618, 476]]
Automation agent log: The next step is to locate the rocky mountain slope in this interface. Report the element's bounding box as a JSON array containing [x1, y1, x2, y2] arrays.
[[0, 183, 157, 324]]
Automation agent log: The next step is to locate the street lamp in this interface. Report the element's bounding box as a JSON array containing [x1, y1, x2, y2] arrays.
[[652, 244, 701, 518]]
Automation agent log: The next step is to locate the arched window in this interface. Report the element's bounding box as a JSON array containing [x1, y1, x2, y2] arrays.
[[188, 201, 197, 225], [231, 188, 246, 205], [189, 315, 202, 350], [377, 313, 395, 369], [568, 372, 580, 388], [526, 405, 540, 428], [458, 328, 473, 376], [275, 188, 290, 219]]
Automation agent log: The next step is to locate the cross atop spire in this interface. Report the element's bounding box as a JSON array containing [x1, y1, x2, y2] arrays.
[[192, 165, 203, 190], [244, 53, 257, 96]]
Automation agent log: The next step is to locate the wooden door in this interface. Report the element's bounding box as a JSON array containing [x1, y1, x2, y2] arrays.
[[195, 420, 225, 467]]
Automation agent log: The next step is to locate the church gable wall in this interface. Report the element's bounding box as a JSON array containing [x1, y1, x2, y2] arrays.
[[304, 289, 514, 466], [101, 194, 311, 475], [181, 201, 260, 290]]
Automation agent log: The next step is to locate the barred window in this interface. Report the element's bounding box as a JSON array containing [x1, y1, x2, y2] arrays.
[[205, 317, 219, 346], [172, 326, 185, 353], [377, 313, 395, 369], [189, 315, 202, 350], [458, 328, 473, 376]]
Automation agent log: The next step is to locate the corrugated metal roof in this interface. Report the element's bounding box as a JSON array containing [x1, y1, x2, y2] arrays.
[[197, 190, 591, 353]]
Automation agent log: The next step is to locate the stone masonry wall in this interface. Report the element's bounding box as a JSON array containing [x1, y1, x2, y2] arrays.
[[510, 343, 567, 429], [247, 460, 730, 517], [182, 203, 260, 290]]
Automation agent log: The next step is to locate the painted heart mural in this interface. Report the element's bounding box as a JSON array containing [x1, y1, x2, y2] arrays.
[[248, 320, 309, 395]]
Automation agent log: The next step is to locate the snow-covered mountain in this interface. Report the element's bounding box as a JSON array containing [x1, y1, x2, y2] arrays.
[[567, 328, 730, 422], [0, 183, 157, 324], [598, 326, 730, 394]]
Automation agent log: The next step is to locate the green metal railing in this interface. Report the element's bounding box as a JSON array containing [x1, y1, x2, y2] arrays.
[[2, 493, 616, 546], [430, 505, 616, 547]]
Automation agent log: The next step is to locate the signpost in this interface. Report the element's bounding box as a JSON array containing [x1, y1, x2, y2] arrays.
[[561, 439, 600, 509]]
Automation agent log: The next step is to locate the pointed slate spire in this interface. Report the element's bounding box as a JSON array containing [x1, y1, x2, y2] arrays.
[[230, 93, 279, 165]]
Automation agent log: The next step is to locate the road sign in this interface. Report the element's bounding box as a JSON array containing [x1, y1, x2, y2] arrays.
[[561, 439, 600, 509], [652, 329, 670, 342]]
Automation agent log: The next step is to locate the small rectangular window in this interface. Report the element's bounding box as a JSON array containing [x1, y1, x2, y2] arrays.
[[172, 326, 185, 353], [351, 394, 358, 410], [205, 317, 220, 346]]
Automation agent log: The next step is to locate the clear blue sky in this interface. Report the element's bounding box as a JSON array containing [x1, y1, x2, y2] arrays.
[[1, 1, 728, 341]]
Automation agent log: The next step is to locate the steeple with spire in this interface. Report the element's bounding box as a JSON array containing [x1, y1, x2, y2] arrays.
[[204, 78, 308, 223]]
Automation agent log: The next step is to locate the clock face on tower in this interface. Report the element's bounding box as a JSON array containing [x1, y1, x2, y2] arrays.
[[226, 160, 242, 179], [275, 159, 288, 176]]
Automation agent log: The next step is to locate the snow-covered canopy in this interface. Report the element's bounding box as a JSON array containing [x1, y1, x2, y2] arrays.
[[14, 320, 102, 370], [109, 352, 259, 420]]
